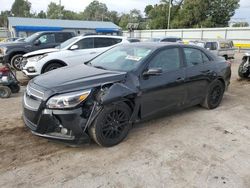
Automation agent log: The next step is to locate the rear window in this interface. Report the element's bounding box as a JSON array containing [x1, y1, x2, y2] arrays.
[[205, 42, 218, 50]]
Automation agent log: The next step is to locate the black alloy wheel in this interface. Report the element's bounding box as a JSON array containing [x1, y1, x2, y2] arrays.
[[202, 80, 225, 109], [89, 102, 132, 147]]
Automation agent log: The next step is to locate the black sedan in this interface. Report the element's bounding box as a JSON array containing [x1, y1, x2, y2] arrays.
[[23, 43, 231, 147]]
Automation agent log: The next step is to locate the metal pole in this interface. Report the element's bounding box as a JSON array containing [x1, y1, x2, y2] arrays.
[[167, 0, 171, 29]]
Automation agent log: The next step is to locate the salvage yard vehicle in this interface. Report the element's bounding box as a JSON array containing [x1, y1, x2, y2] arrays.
[[21, 35, 129, 78], [189, 40, 235, 60], [0, 31, 75, 70], [147, 36, 183, 43], [23, 43, 231, 147], [238, 52, 250, 78], [0, 64, 20, 98]]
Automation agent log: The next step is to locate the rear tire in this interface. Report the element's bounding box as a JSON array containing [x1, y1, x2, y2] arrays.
[[42, 62, 64, 73], [0, 86, 11, 98], [89, 102, 132, 147], [202, 80, 225, 109], [11, 54, 23, 71], [238, 60, 250, 78]]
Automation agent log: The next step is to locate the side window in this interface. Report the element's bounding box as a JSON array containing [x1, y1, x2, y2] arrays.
[[38, 34, 55, 44], [94, 38, 114, 48], [55, 33, 72, 43], [202, 52, 210, 63], [148, 48, 180, 71], [75, 38, 94, 49], [184, 48, 204, 66]]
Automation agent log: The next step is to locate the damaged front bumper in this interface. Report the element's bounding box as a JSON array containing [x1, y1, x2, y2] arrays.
[[22, 90, 100, 144]]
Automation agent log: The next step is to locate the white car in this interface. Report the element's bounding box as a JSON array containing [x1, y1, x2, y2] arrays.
[[22, 35, 129, 77]]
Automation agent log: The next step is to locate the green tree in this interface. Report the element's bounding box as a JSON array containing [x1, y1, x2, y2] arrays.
[[232, 22, 249, 27], [37, 10, 46, 19], [83, 0, 108, 21], [11, 0, 31, 17], [47, 2, 64, 19], [0, 11, 12, 27]]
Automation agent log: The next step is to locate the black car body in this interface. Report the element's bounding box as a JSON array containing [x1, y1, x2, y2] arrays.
[[23, 43, 231, 147], [0, 31, 75, 70]]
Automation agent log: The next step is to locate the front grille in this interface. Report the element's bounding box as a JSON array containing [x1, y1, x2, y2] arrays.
[[24, 85, 44, 110]]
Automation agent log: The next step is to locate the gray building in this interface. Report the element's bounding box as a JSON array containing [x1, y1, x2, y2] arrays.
[[8, 17, 121, 38]]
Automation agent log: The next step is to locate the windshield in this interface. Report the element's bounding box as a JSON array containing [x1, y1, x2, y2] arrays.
[[58, 37, 79, 49], [24, 33, 40, 43], [89, 45, 153, 72]]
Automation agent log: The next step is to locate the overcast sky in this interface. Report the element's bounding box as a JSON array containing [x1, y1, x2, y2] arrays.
[[0, 0, 250, 23]]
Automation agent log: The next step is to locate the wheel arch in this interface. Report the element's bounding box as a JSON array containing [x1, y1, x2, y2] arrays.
[[41, 59, 67, 73], [9, 51, 26, 62]]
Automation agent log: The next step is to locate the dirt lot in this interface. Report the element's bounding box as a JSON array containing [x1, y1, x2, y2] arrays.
[[0, 53, 250, 188]]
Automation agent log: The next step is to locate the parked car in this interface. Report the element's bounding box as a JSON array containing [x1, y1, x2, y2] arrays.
[[238, 52, 250, 78], [189, 40, 235, 60], [1, 37, 24, 43], [147, 36, 183, 43], [23, 43, 231, 147], [0, 31, 75, 70], [21, 35, 129, 78], [127, 38, 141, 43]]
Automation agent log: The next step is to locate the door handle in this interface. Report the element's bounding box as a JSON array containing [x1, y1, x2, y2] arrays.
[[175, 77, 185, 83], [90, 51, 97, 54]]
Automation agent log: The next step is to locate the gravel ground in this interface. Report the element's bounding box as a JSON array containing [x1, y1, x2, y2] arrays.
[[0, 53, 250, 188]]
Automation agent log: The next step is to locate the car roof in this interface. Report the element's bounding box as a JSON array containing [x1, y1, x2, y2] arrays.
[[75, 35, 126, 40], [120, 42, 194, 49]]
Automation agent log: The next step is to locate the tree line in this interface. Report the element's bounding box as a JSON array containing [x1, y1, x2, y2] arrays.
[[0, 0, 241, 30]]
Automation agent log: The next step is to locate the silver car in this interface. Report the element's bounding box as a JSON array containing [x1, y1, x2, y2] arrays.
[[189, 40, 235, 60]]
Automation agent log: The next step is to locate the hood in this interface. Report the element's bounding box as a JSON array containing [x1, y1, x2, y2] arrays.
[[23, 48, 60, 58], [32, 64, 127, 94], [0, 41, 28, 48]]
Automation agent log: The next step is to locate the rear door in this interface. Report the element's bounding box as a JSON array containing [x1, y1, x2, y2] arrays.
[[183, 47, 216, 105], [140, 47, 187, 118]]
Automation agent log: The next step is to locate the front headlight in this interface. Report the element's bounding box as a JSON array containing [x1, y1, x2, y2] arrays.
[[46, 90, 91, 109], [28, 54, 48, 62], [0, 47, 7, 55]]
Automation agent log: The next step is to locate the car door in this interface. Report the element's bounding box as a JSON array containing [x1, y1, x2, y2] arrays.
[[63, 37, 96, 64], [183, 47, 216, 105], [140, 47, 187, 118], [33, 33, 57, 50]]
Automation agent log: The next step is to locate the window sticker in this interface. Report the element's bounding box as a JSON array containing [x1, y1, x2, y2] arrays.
[[125, 55, 142, 61]]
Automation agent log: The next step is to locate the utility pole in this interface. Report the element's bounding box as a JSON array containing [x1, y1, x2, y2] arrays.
[[167, 0, 171, 29], [59, 0, 62, 19]]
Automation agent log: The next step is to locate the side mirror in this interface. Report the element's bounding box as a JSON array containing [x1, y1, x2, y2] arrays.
[[34, 40, 41, 46], [143, 68, 163, 77], [70, 45, 79, 50]]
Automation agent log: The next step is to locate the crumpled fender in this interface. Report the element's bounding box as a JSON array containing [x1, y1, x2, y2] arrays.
[[99, 73, 140, 105]]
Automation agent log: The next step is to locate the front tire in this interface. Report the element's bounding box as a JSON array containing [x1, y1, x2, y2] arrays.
[[11, 54, 23, 71], [89, 102, 132, 147], [202, 80, 225, 109], [238, 60, 250, 78], [0, 86, 11, 98], [42, 62, 64, 73]]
